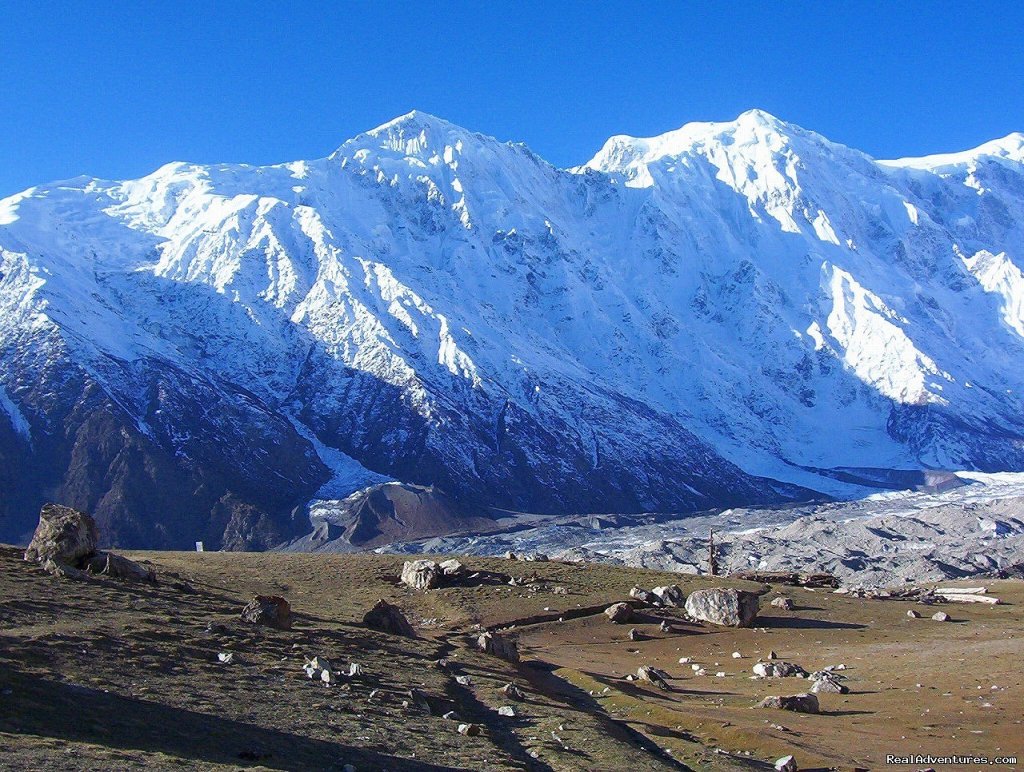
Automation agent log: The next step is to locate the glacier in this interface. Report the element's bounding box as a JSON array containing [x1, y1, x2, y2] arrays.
[[1, 109, 1023, 549]]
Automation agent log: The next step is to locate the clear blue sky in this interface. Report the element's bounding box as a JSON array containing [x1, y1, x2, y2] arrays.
[[2, 1, 1023, 197]]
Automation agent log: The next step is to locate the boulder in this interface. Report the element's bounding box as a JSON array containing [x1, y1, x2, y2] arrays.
[[401, 560, 443, 590], [303, 656, 333, 679], [604, 602, 633, 624], [85, 552, 156, 582], [810, 676, 848, 694], [24, 504, 98, 568], [497, 705, 516, 716], [775, 755, 798, 772], [457, 723, 481, 736], [629, 586, 657, 604], [771, 596, 795, 610], [627, 627, 642, 641], [637, 665, 670, 690], [757, 693, 819, 714], [439, 559, 467, 577], [501, 682, 525, 700], [651, 585, 685, 607], [475, 631, 519, 663], [363, 599, 416, 638], [240, 595, 292, 630], [907, 609, 921, 618], [685, 587, 759, 627], [931, 611, 950, 622]]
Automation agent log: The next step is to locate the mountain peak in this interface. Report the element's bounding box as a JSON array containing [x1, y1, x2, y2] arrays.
[[365, 109, 457, 136], [581, 109, 812, 182], [331, 110, 481, 163]]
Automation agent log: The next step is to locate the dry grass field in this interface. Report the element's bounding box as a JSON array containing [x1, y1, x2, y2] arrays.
[[1, 546, 1021, 770]]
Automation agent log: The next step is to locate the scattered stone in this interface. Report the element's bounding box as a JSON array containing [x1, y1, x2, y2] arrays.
[[768, 650, 778, 659], [637, 665, 670, 690], [240, 595, 292, 630], [406, 688, 433, 714], [627, 627, 641, 641], [552, 586, 568, 595], [439, 559, 467, 577], [321, 669, 336, 685], [810, 676, 848, 694], [24, 504, 98, 568], [732, 571, 838, 589], [217, 652, 235, 664], [770, 596, 795, 611], [443, 711, 459, 720], [624, 674, 635, 681], [907, 609, 921, 618], [497, 705, 516, 717], [679, 657, 691, 664], [348, 663, 364, 677], [502, 682, 525, 700], [775, 754, 798, 772], [684, 588, 759, 627], [629, 586, 657, 604], [303, 656, 333, 679], [753, 661, 807, 678], [401, 560, 444, 590], [715, 671, 727, 677], [931, 611, 950, 622], [457, 723, 481, 736], [474, 632, 519, 663], [732, 651, 743, 659], [659, 620, 671, 633], [651, 585, 685, 607], [604, 602, 633, 624], [363, 599, 416, 638], [455, 675, 472, 686], [757, 693, 819, 714]]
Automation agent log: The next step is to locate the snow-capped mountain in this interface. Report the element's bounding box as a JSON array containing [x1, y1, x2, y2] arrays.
[[2, 109, 1024, 549]]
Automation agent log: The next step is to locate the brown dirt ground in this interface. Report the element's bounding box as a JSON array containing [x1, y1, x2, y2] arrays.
[[0, 547, 1021, 771]]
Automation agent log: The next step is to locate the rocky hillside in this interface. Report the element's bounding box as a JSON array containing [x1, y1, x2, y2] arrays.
[[2, 110, 1024, 548]]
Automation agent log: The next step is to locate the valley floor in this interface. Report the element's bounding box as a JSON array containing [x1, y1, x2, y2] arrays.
[[0, 547, 1021, 770]]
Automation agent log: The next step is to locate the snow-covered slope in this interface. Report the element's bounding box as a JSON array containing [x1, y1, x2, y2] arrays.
[[2, 109, 1024, 548]]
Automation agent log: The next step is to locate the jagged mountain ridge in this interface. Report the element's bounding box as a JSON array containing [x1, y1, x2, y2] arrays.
[[2, 109, 1023, 548]]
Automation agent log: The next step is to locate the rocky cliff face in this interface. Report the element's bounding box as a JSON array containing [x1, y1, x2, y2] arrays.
[[2, 110, 1024, 548]]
